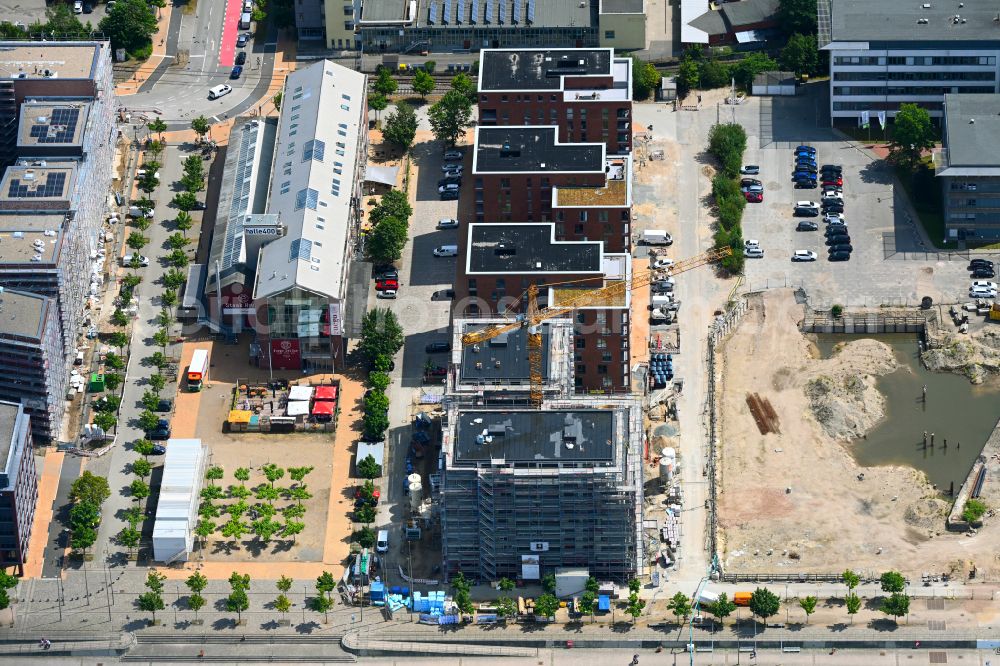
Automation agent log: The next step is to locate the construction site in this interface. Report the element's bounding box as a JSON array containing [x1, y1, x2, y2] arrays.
[[715, 289, 1000, 580]]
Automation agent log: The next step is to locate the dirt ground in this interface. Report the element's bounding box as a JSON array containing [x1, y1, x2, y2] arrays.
[[717, 289, 1000, 579]]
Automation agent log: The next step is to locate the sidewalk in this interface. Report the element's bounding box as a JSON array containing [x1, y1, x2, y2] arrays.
[[115, 5, 174, 97]]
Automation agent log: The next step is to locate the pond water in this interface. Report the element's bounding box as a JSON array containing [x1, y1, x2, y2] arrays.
[[813, 334, 1000, 491]]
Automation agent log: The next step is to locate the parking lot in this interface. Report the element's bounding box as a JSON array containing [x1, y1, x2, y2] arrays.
[[740, 88, 979, 309]]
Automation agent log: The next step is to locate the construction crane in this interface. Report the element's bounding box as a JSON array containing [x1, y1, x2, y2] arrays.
[[461, 246, 733, 405]]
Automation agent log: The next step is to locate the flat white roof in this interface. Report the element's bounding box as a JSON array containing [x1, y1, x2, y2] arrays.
[[681, 0, 710, 43], [255, 60, 367, 302]]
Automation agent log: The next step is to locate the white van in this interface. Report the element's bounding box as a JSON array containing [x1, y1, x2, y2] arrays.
[[641, 229, 673, 246], [433, 245, 458, 257], [239, 11, 252, 29], [208, 84, 233, 100], [243, 0, 253, 11], [650, 294, 675, 308], [376, 529, 389, 553]]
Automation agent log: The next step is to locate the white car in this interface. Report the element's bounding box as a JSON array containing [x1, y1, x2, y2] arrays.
[[744, 239, 760, 249], [437, 218, 459, 229], [376, 289, 397, 299], [969, 287, 997, 298], [823, 213, 845, 225], [651, 257, 674, 270], [136, 169, 160, 181], [745, 247, 764, 258], [208, 84, 233, 100], [792, 250, 817, 262], [437, 184, 459, 194], [971, 281, 999, 291], [122, 254, 150, 267], [795, 201, 819, 210], [441, 163, 464, 173], [73, 0, 82, 12]]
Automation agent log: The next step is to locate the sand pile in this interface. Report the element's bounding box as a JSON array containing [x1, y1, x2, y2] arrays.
[[804, 339, 897, 441], [903, 498, 950, 529], [923, 328, 1000, 384]]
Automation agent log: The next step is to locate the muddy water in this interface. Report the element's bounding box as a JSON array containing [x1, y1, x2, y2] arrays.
[[813, 334, 1000, 490]]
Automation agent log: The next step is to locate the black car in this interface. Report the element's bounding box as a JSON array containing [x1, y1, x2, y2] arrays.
[[155, 398, 174, 412], [796, 221, 818, 231], [829, 251, 851, 261], [236, 51, 247, 65], [150, 444, 166, 455], [969, 259, 995, 269], [972, 267, 996, 279], [374, 265, 398, 280], [794, 179, 818, 189], [236, 33, 250, 47], [740, 178, 761, 188], [828, 244, 854, 253], [438, 176, 462, 187], [148, 419, 171, 440], [794, 162, 818, 172], [826, 235, 851, 246], [820, 164, 842, 173], [823, 203, 845, 214], [425, 341, 451, 353], [824, 225, 848, 236], [82, 1, 93, 12]]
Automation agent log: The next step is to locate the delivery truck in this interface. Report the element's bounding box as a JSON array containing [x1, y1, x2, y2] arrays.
[[187, 349, 209, 391], [641, 229, 673, 246]]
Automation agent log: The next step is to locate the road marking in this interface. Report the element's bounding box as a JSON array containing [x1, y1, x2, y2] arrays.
[[212, 115, 221, 122], [188, 54, 206, 58]]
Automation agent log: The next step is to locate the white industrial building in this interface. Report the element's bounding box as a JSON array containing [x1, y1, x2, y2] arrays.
[[152, 439, 206, 563], [820, 0, 1000, 123]]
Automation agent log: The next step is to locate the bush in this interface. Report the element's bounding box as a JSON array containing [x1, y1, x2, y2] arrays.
[[708, 123, 747, 178], [962, 498, 988, 524]]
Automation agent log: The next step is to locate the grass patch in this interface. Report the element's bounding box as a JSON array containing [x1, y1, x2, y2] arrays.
[[182, 0, 198, 15]]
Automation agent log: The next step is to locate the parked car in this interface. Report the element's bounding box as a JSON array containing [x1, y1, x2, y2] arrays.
[[374, 265, 398, 280], [150, 444, 167, 455], [826, 235, 851, 246], [439, 176, 462, 187], [82, 1, 93, 12], [376, 289, 397, 299], [745, 247, 764, 258], [820, 164, 842, 174], [155, 398, 174, 413], [439, 190, 459, 201], [651, 257, 674, 270], [375, 279, 399, 291], [235, 51, 247, 66], [969, 259, 995, 269], [971, 267, 996, 279], [744, 239, 760, 249], [824, 213, 846, 225], [208, 84, 233, 100], [792, 250, 817, 262], [443, 168, 463, 179], [425, 341, 451, 353], [431, 288, 456, 300], [745, 191, 763, 203], [796, 221, 818, 231], [740, 165, 760, 175], [73, 0, 82, 13], [795, 145, 816, 154], [443, 150, 464, 161], [794, 179, 818, 189], [437, 218, 459, 229], [795, 158, 818, 170], [970, 281, 999, 291], [829, 251, 851, 261], [438, 184, 460, 194], [828, 244, 854, 253], [741, 183, 764, 194], [230, 65, 243, 79], [825, 225, 849, 236], [794, 201, 820, 216], [793, 171, 818, 181], [822, 176, 844, 188], [441, 163, 464, 173], [236, 33, 250, 47], [122, 254, 150, 267], [740, 178, 761, 188], [823, 202, 845, 214], [148, 419, 171, 440], [969, 287, 997, 298]]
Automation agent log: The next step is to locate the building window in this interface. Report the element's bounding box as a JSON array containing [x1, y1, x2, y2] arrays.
[[576, 363, 586, 375], [294, 188, 319, 210], [575, 338, 586, 349], [343, 5, 352, 13], [604, 30, 615, 39], [597, 364, 608, 375], [302, 139, 325, 162]]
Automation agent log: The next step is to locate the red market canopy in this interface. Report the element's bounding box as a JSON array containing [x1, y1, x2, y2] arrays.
[[311, 400, 335, 416], [314, 385, 337, 401]]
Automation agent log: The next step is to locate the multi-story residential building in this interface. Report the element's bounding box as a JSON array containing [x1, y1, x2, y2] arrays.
[[250, 60, 367, 372], [0, 289, 65, 442], [471, 126, 633, 252], [0, 400, 37, 575], [439, 396, 644, 583], [597, 0, 646, 51], [935, 94, 1000, 241], [820, 0, 1000, 123], [454, 223, 631, 393], [477, 48, 633, 155], [321, 0, 359, 49], [357, 0, 596, 53]]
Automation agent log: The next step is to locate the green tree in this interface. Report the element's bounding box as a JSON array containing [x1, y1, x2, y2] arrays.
[[42, 4, 91, 39], [542, 573, 557, 594], [130, 479, 150, 502], [732, 52, 778, 91], [354, 526, 376, 548], [71, 526, 97, 552], [578, 591, 596, 622], [167, 232, 189, 251], [229, 571, 250, 593], [879, 571, 906, 594], [667, 591, 692, 623], [428, 90, 474, 147], [881, 592, 909, 623], [310, 593, 333, 622], [316, 571, 336, 600], [226, 588, 250, 623], [282, 519, 305, 543], [495, 595, 517, 619], [369, 189, 413, 226], [676, 60, 701, 99], [162, 269, 186, 290], [109, 331, 130, 353], [206, 465, 224, 486], [146, 139, 164, 159], [963, 498, 988, 524], [708, 122, 748, 178], [111, 308, 130, 328], [117, 526, 140, 555], [412, 69, 435, 99], [368, 93, 388, 121], [146, 351, 168, 370], [175, 211, 194, 237], [262, 463, 285, 487], [274, 593, 291, 620], [138, 410, 160, 432], [126, 232, 149, 251], [161, 289, 177, 309], [630, 56, 662, 101], [272, 90, 283, 112], [134, 439, 155, 459], [148, 374, 166, 393], [451, 72, 477, 103], [137, 591, 165, 624], [187, 593, 206, 620], [145, 570, 166, 594], [776, 0, 817, 35], [626, 592, 646, 623], [748, 587, 781, 627], [699, 59, 730, 89], [132, 458, 152, 479], [288, 466, 314, 485], [99, 0, 158, 57], [283, 504, 306, 520], [359, 308, 404, 366], [166, 249, 189, 268], [172, 191, 199, 213], [845, 592, 861, 624], [798, 595, 817, 624], [627, 578, 641, 595], [186, 571, 208, 595], [104, 372, 124, 392], [451, 572, 471, 594], [355, 504, 376, 524], [891, 103, 936, 169], [498, 577, 515, 592], [93, 411, 117, 434], [136, 171, 159, 194], [780, 33, 819, 77], [133, 197, 155, 215], [277, 575, 293, 594], [70, 500, 101, 532], [252, 517, 281, 543], [707, 592, 736, 630], [70, 472, 111, 506], [374, 68, 398, 97], [147, 118, 167, 140], [534, 593, 559, 619], [221, 517, 248, 542], [585, 577, 599, 594], [383, 102, 418, 151], [368, 371, 391, 392], [234, 467, 251, 486], [194, 520, 216, 555], [190, 116, 210, 142], [289, 486, 312, 505], [842, 569, 861, 591], [357, 454, 382, 479]]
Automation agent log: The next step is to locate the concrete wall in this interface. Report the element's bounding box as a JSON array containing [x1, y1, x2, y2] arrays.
[[598, 12, 646, 51]]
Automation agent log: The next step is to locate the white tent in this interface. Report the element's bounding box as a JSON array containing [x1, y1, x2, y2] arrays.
[[288, 385, 314, 401], [152, 439, 206, 563], [286, 401, 309, 417]]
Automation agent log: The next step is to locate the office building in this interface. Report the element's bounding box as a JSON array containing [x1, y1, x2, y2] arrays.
[[935, 94, 1000, 241], [250, 60, 368, 372], [0, 289, 65, 442], [820, 0, 1000, 123], [454, 223, 631, 393], [439, 397, 644, 583], [471, 126, 633, 252], [0, 400, 37, 575], [477, 48, 633, 155], [357, 0, 596, 53], [597, 0, 646, 51]]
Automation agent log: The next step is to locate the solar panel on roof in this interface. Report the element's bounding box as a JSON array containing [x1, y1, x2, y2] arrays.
[[526, 0, 534, 23], [28, 107, 81, 144], [7, 172, 67, 198], [443, 0, 451, 23], [457, 0, 465, 22], [498, 0, 505, 23], [428, 1, 437, 23], [470, 0, 478, 23], [484, 0, 493, 23], [513, 0, 521, 23]]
